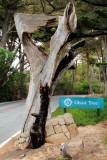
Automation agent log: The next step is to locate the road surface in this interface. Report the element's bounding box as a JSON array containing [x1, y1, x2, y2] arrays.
[[0, 95, 83, 144], [0, 96, 59, 144]]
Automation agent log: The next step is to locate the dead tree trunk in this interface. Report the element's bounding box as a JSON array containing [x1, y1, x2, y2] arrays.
[[14, 3, 84, 149]]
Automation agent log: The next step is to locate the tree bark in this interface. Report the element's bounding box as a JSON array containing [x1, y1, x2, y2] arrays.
[[71, 70, 76, 94], [101, 36, 107, 97], [0, 11, 11, 48], [86, 52, 93, 94], [14, 2, 79, 149], [18, 44, 25, 72]]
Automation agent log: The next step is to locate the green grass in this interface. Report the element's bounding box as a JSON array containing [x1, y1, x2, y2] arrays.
[[52, 98, 107, 126]]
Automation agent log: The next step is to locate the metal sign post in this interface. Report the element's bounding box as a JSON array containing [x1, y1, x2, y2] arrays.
[[64, 108, 67, 113]]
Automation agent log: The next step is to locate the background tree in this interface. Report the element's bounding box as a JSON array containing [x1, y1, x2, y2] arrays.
[[0, 0, 107, 101], [0, 47, 28, 102]]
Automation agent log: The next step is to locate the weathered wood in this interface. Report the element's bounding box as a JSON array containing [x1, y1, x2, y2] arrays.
[[14, 14, 57, 37], [14, 2, 79, 149]]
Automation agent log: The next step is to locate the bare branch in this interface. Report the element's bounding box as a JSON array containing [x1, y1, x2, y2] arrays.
[[68, 31, 107, 39], [40, 0, 45, 13], [0, 78, 9, 89], [17, 2, 36, 9], [15, 52, 24, 69], [77, 32, 107, 38], [81, 0, 107, 7], [8, 24, 15, 33], [45, 0, 56, 10], [14, 42, 21, 53], [71, 40, 85, 50]]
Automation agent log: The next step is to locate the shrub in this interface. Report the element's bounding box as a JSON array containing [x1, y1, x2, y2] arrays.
[[54, 80, 72, 95]]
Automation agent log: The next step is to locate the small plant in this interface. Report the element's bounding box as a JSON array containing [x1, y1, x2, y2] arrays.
[[15, 147, 21, 151], [55, 157, 68, 160], [103, 135, 107, 145]]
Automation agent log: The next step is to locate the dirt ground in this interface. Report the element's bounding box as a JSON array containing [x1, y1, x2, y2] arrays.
[[0, 120, 107, 160]]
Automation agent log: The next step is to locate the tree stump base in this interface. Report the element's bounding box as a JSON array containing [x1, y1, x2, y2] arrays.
[[15, 113, 78, 149]]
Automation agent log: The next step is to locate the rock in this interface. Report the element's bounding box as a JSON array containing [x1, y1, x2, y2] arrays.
[[20, 132, 29, 138], [67, 138, 84, 157], [18, 144, 22, 148], [61, 125, 68, 133], [14, 140, 19, 146], [63, 113, 74, 125], [54, 125, 62, 134], [58, 117, 65, 125], [26, 137, 29, 143], [19, 137, 26, 143], [16, 136, 20, 141], [51, 118, 59, 125], [64, 132, 70, 140], [45, 133, 68, 144], [20, 142, 28, 150], [67, 124, 78, 138], [45, 113, 78, 145], [60, 142, 72, 158], [45, 122, 55, 137], [20, 154, 26, 158], [60, 138, 84, 158]]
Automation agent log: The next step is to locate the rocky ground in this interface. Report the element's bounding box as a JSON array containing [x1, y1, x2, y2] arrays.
[[0, 120, 107, 160]]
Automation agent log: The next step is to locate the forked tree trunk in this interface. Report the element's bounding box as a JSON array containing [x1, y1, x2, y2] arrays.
[[14, 2, 84, 149]]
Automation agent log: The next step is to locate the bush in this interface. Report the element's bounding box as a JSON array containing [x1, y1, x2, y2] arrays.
[[74, 80, 101, 95], [73, 81, 87, 94], [54, 80, 72, 95], [54, 79, 101, 95], [0, 71, 29, 102], [91, 80, 103, 93]]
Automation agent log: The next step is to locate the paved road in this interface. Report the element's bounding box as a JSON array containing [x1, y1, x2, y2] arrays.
[[0, 95, 83, 144], [0, 100, 25, 144], [0, 96, 60, 144]]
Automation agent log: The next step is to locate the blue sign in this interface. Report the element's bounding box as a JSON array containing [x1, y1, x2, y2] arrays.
[[59, 97, 104, 109]]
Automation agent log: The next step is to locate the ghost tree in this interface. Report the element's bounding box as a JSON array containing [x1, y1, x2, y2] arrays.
[[14, 2, 85, 149]]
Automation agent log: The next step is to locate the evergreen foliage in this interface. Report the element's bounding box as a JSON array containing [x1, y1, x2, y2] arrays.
[[0, 48, 29, 102]]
